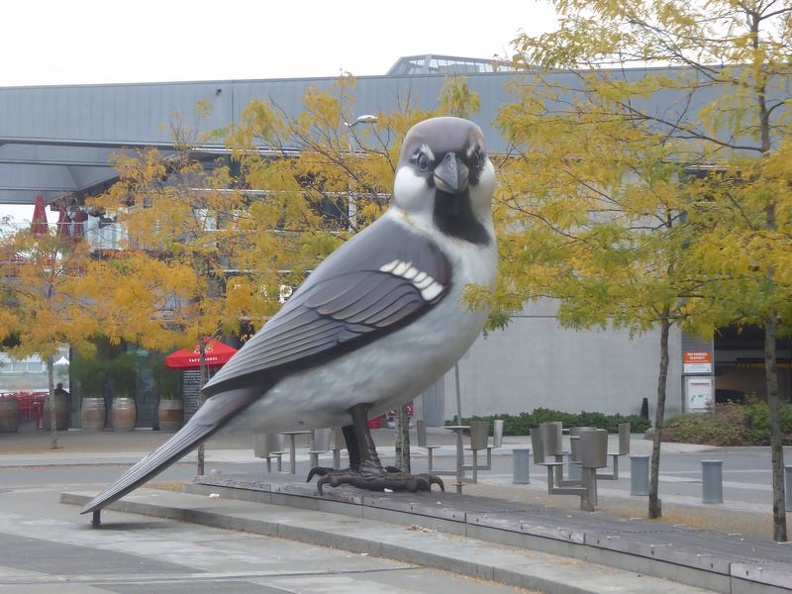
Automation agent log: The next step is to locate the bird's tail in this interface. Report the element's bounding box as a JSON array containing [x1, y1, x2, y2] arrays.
[[80, 420, 218, 514], [80, 388, 257, 515]]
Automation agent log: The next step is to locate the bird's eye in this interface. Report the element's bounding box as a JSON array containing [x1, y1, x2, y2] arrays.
[[416, 152, 430, 172], [471, 149, 484, 169]]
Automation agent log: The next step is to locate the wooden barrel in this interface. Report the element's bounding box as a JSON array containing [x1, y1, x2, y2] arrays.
[[0, 398, 20, 433], [111, 397, 137, 430], [157, 399, 184, 431], [42, 393, 70, 430], [80, 397, 106, 430]]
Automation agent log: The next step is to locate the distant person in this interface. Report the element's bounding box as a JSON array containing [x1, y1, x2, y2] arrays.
[[54, 382, 72, 427]]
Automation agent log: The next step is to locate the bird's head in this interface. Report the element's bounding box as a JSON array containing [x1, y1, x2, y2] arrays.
[[393, 117, 495, 245]]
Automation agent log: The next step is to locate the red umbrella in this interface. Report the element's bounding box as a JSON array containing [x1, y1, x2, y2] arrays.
[[56, 206, 72, 237], [30, 195, 48, 235], [165, 339, 237, 370]]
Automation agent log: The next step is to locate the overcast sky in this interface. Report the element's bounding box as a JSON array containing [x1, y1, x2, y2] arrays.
[[2, 0, 557, 85], [2, 0, 558, 225]]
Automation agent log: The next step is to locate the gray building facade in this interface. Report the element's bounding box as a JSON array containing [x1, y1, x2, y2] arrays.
[[1, 58, 785, 426]]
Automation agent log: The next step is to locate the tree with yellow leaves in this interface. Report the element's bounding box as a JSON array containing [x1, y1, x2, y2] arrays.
[[0, 229, 105, 448], [499, 0, 792, 540]]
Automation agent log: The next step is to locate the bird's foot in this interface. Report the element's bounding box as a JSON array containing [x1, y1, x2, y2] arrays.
[[308, 467, 444, 495], [307, 464, 401, 483]]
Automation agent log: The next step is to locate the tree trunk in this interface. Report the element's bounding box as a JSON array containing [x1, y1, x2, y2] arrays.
[[394, 404, 411, 473], [47, 355, 59, 450], [758, 64, 786, 542], [648, 311, 671, 519], [197, 339, 208, 476], [765, 313, 788, 542]]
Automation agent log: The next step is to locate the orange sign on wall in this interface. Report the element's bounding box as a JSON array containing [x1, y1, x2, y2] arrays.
[[684, 352, 712, 364], [683, 351, 712, 374]]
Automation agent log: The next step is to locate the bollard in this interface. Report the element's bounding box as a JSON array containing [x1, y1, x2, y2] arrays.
[[701, 460, 724, 504], [630, 455, 650, 496], [785, 465, 792, 512], [513, 448, 531, 484]]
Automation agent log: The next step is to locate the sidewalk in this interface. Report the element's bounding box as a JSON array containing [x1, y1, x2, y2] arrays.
[[6, 425, 792, 593], [0, 425, 781, 538]]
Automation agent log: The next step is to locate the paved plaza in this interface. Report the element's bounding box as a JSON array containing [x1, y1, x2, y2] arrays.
[[1, 426, 790, 593]]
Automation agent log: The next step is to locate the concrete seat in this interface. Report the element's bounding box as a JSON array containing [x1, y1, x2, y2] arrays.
[[253, 433, 286, 473], [308, 428, 332, 468], [416, 420, 441, 472]]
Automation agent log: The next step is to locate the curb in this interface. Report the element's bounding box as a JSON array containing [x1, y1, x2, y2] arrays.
[[61, 488, 713, 594]]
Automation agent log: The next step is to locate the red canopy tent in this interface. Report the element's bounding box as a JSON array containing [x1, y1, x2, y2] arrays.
[[165, 339, 237, 370], [30, 195, 48, 235]]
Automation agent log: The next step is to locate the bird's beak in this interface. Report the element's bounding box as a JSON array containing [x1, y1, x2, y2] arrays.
[[434, 152, 469, 195]]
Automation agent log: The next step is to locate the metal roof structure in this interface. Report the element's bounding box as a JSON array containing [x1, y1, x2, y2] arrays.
[[1, 58, 785, 209], [385, 54, 515, 75], [0, 65, 518, 208]]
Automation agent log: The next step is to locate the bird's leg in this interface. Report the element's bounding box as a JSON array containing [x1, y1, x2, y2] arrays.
[[306, 424, 359, 481], [307, 422, 401, 481], [345, 405, 415, 474], [343, 424, 361, 471], [313, 403, 444, 495]]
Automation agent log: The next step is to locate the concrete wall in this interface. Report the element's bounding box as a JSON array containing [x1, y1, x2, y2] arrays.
[[440, 299, 683, 422]]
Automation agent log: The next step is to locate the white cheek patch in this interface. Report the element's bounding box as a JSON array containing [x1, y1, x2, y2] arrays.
[[380, 259, 445, 302]]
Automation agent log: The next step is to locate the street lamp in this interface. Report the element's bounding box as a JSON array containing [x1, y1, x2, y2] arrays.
[[345, 114, 378, 128], [343, 114, 378, 230]]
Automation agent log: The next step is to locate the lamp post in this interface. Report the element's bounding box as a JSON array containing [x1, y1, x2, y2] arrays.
[[343, 114, 378, 231], [345, 114, 378, 128]]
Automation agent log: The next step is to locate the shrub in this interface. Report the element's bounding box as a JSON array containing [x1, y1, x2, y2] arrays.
[[664, 399, 792, 446], [450, 408, 651, 435]]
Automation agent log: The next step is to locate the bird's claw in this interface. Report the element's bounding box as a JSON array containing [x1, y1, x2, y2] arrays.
[[312, 469, 444, 495], [307, 464, 401, 483], [306, 466, 335, 482]]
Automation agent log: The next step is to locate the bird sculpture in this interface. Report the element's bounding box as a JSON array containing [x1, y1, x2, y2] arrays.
[[81, 116, 497, 515]]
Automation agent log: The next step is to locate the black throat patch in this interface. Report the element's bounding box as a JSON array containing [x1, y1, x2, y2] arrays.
[[433, 190, 491, 246]]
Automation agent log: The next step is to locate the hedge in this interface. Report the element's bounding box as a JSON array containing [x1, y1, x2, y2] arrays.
[[664, 399, 792, 446], [449, 408, 652, 435]]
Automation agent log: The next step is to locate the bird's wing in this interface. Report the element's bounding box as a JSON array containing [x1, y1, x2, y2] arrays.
[[203, 217, 452, 395]]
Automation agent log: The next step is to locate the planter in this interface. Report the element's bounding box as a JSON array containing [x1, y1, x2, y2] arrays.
[[80, 397, 106, 430], [157, 399, 184, 431], [42, 392, 70, 430], [0, 398, 20, 433], [111, 397, 137, 430]]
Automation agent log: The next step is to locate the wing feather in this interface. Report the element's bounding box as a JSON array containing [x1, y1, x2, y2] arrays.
[[203, 217, 452, 396]]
